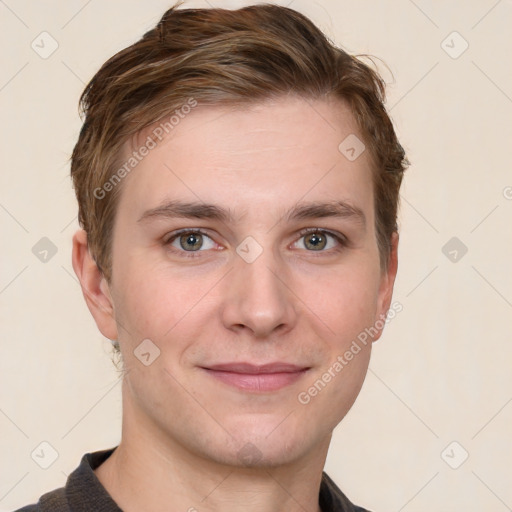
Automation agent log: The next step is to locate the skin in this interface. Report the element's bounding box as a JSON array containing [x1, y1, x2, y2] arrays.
[[72, 95, 398, 512]]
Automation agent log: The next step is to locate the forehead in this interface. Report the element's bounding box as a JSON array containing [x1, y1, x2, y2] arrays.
[[116, 96, 374, 224]]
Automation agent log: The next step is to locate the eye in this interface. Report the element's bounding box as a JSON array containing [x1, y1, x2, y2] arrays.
[[166, 230, 217, 253], [163, 228, 346, 258], [293, 229, 346, 252]]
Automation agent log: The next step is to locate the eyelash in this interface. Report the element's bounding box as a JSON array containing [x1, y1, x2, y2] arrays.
[[164, 228, 347, 259]]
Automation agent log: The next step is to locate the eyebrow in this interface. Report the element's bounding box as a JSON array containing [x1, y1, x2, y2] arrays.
[[137, 199, 366, 228]]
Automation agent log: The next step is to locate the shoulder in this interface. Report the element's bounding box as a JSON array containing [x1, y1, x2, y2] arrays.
[[12, 447, 118, 512], [320, 472, 373, 512], [12, 485, 68, 511]]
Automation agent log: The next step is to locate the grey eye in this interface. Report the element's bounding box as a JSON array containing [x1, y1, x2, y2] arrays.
[[168, 231, 216, 252]]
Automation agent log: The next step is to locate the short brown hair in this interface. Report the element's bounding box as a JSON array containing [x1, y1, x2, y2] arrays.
[[71, 2, 408, 283]]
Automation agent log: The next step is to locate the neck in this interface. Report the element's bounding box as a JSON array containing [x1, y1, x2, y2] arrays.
[[95, 383, 330, 512]]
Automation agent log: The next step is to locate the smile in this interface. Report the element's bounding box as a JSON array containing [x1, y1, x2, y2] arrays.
[[200, 362, 310, 392]]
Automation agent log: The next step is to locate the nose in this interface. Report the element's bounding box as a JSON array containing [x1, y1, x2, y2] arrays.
[[220, 247, 298, 338]]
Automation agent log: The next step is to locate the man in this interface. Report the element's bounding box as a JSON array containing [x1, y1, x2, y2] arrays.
[[17, 2, 408, 511]]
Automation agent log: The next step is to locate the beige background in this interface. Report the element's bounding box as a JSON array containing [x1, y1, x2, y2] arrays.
[[1, 0, 511, 510]]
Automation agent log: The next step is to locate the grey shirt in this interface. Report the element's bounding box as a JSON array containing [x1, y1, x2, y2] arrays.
[[15, 447, 371, 512]]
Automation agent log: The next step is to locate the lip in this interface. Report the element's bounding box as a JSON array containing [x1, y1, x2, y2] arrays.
[[200, 362, 310, 392]]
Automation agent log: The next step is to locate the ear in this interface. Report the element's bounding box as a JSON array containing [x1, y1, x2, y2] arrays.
[[71, 229, 118, 341], [372, 231, 399, 343]]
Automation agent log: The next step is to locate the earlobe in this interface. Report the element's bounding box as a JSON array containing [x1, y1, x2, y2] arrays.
[[71, 229, 118, 341], [372, 231, 399, 343]]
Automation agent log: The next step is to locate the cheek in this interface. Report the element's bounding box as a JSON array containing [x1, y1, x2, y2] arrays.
[[314, 267, 379, 408], [298, 262, 380, 337], [112, 268, 181, 342], [112, 256, 223, 349]]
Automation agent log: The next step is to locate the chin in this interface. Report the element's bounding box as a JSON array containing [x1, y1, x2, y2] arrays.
[[205, 419, 321, 469], [208, 442, 307, 470]]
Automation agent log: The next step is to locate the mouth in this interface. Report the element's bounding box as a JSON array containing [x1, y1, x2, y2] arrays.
[[199, 362, 311, 392]]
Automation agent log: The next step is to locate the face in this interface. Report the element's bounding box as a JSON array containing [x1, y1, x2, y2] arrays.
[[77, 96, 397, 468]]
